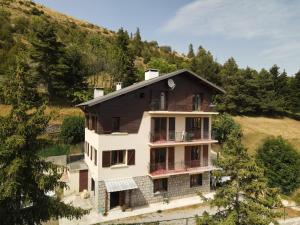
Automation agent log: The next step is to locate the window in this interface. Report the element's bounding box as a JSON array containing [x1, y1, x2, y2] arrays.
[[112, 117, 120, 132], [153, 178, 168, 193], [102, 150, 134, 167], [111, 150, 126, 165], [191, 146, 201, 161], [190, 174, 202, 187], [192, 94, 202, 111], [94, 149, 97, 166], [203, 117, 209, 139]]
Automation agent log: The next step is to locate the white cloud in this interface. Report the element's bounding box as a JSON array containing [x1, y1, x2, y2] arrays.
[[161, 0, 300, 61]]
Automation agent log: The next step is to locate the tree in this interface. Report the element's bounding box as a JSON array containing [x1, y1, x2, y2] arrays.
[[190, 46, 220, 84], [112, 28, 138, 87], [212, 113, 242, 145], [0, 57, 88, 225], [198, 132, 282, 225], [30, 17, 69, 100], [132, 27, 143, 57], [289, 71, 300, 112], [187, 43, 195, 58], [256, 137, 300, 194], [147, 57, 177, 74], [60, 116, 85, 144]]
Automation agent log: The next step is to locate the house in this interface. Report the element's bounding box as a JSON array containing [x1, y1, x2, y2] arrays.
[[77, 69, 225, 214]]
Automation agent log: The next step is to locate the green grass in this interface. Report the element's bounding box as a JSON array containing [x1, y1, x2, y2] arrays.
[[39, 144, 70, 157]]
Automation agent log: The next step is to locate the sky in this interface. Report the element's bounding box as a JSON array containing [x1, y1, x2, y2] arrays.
[[35, 0, 300, 75]]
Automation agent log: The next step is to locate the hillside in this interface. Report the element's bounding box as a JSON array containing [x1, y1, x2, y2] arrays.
[[234, 116, 300, 153], [1, 0, 187, 89]]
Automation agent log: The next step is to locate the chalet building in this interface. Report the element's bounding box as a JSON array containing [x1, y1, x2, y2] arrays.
[[77, 69, 225, 214]]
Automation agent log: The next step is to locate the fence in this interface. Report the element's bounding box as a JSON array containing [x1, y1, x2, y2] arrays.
[[112, 205, 300, 225]]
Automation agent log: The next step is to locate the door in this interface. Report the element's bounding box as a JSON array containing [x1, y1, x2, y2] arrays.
[[153, 118, 167, 142], [110, 191, 120, 209], [186, 118, 202, 140], [150, 148, 167, 172], [168, 147, 175, 170], [79, 169, 88, 192]]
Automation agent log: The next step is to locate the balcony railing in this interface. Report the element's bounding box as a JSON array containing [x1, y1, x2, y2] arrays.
[[149, 131, 211, 143], [149, 159, 210, 176]]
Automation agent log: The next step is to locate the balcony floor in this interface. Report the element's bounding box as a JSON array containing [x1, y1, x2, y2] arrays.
[[148, 139, 218, 147], [149, 165, 216, 178]]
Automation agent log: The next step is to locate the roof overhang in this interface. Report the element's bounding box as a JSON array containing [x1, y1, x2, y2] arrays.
[[104, 177, 138, 193]]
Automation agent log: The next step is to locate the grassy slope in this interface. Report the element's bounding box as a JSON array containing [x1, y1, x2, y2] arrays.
[[234, 116, 300, 153]]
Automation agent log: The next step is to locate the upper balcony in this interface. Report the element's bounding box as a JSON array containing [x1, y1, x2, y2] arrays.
[[149, 131, 218, 147]]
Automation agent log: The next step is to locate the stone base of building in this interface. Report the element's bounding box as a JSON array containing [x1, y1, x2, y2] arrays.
[[97, 172, 210, 212]]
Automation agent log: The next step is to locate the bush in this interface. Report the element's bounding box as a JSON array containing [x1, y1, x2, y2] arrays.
[[60, 116, 85, 144], [256, 136, 300, 194], [212, 113, 242, 145]]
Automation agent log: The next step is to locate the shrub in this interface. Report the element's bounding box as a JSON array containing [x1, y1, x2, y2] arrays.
[[256, 136, 300, 194], [60, 116, 85, 144], [212, 113, 242, 145]]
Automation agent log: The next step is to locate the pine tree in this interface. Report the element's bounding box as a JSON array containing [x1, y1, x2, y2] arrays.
[[113, 28, 138, 87], [0, 57, 88, 225], [290, 71, 300, 112], [198, 131, 282, 225], [132, 27, 143, 57], [187, 43, 195, 58], [30, 17, 69, 100]]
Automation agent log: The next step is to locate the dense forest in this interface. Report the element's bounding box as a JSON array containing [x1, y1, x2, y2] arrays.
[[0, 0, 300, 116]]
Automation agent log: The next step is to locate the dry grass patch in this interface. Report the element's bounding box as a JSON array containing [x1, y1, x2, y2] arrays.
[[0, 105, 83, 125], [233, 116, 300, 153]]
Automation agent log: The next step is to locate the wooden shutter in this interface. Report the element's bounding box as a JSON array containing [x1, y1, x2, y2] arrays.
[[102, 151, 111, 167], [203, 145, 208, 166], [168, 147, 174, 170], [185, 146, 191, 167], [94, 149, 97, 166], [127, 149, 135, 165]]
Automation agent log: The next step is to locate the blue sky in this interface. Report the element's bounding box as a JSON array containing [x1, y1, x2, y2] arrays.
[[35, 0, 300, 75]]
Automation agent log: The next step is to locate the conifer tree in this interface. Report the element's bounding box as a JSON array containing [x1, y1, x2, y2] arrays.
[[132, 27, 143, 57], [0, 57, 88, 225], [113, 28, 138, 87], [30, 17, 69, 100], [198, 131, 282, 225], [187, 43, 195, 58]]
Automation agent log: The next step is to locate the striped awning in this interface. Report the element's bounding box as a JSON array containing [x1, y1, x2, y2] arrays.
[[104, 178, 138, 193]]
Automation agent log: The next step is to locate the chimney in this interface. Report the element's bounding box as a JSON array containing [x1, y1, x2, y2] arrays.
[[116, 82, 122, 91], [145, 69, 159, 80], [94, 88, 104, 98]]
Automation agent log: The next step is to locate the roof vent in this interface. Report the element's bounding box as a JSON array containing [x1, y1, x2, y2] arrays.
[[94, 88, 104, 98], [116, 82, 122, 91], [145, 69, 159, 80]]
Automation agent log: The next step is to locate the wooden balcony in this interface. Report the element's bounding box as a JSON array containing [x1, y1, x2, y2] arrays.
[[148, 159, 215, 178]]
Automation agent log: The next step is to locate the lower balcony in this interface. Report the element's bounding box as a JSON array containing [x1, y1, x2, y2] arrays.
[[148, 159, 215, 178]]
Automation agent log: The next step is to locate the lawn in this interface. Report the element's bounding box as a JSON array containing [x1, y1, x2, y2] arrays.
[[234, 116, 300, 153]]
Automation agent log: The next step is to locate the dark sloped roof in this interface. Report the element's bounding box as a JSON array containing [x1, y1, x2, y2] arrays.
[[77, 69, 225, 107]]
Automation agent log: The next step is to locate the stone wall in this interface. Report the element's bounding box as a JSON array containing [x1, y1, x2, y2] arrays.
[[97, 172, 210, 210]]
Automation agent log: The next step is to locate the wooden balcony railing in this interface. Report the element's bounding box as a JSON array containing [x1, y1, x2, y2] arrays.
[[149, 131, 211, 143]]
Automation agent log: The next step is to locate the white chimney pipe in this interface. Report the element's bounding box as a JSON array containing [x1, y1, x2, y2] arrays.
[[94, 88, 104, 98], [145, 69, 159, 80], [116, 82, 122, 91]]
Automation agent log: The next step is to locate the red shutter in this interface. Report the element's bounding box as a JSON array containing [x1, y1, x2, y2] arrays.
[[203, 145, 208, 166], [185, 146, 191, 167], [102, 151, 111, 167], [168, 147, 174, 170], [127, 149, 135, 165]]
